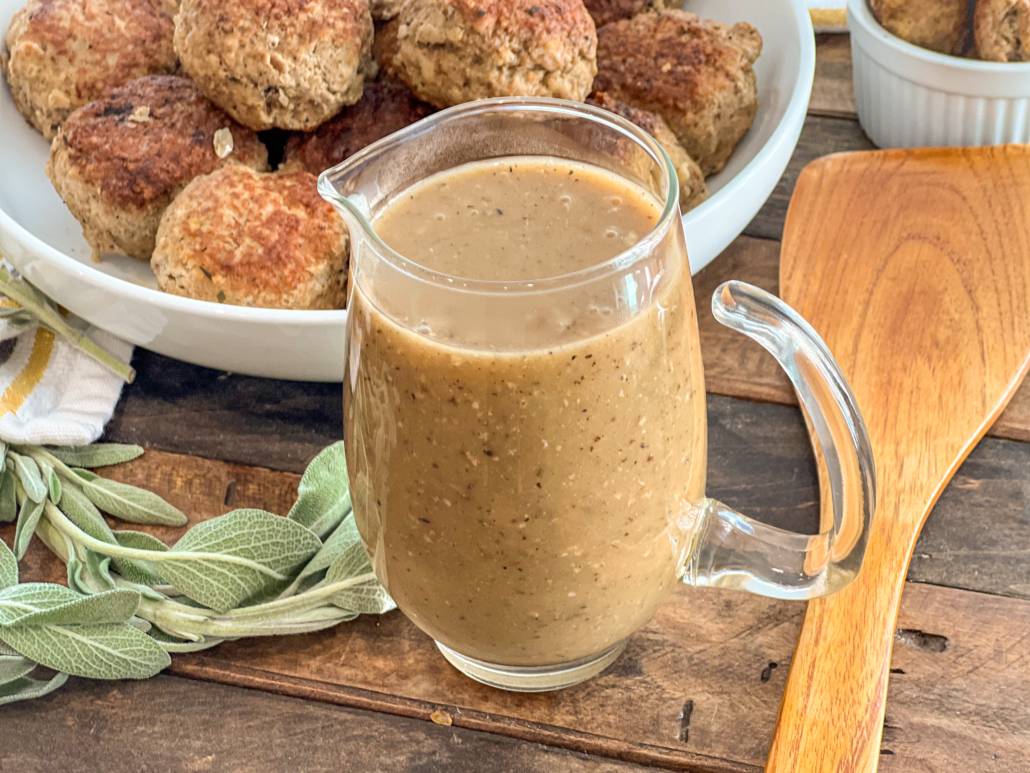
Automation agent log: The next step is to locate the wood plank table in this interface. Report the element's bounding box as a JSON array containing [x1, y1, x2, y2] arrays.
[[4, 34, 1030, 773]]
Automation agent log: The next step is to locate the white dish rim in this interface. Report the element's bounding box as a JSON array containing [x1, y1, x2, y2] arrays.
[[849, 0, 1030, 76], [680, 0, 814, 264]]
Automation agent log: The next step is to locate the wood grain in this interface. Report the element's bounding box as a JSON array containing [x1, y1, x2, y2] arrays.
[[810, 34, 857, 120], [768, 147, 1030, 773], [104, 350, 342, 473], [8, 400, 1030, 771], [164, 582, 1030, 773], [0, 675, 661, 773], [743, 117, 875, 243], [11, 527, 1030, 773]]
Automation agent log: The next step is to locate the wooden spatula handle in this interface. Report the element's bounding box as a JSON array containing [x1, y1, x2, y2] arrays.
[[765, 536, 909, 772]]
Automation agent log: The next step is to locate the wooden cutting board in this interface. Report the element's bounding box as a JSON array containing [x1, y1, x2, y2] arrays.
[[768, 146, 1030, 772]]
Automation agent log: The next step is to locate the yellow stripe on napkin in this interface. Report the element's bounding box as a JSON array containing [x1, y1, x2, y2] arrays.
[[0, 327, 54, 418]]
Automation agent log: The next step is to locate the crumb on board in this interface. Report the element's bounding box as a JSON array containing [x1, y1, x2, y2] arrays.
[[429, 710, 453, 726]]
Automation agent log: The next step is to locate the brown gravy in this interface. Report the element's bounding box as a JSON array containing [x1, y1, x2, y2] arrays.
[[345, 157, 707, 666]]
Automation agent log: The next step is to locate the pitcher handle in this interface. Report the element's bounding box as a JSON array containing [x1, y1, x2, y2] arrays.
[[684, 281, 877, 600]]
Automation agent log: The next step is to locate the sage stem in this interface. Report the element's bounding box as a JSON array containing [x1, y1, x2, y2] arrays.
[[43, 502, 291, 580], [0, 268, 135, 383]]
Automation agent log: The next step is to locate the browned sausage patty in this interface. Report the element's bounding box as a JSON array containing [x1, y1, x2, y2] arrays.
[[47, 75, 268, 260], [587, 91, 708, 213], [594, 10, 761, 176], [174, 0, 375, 131], [870, 0, 971, 55], [975, 0, 1030, 61], [282, 77, 435, 175], [381, 0, 598, 108], [152, 166, 349, 309], [1, 0, 178, 139], [582, 0, 678, 30]]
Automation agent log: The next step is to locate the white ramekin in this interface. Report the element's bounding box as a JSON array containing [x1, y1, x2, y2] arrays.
[[848, 0, 1030, 148]]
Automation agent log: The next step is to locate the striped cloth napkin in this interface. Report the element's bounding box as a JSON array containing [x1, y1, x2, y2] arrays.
[[0, 280, 133, 447], [807, 0, 848, 32]]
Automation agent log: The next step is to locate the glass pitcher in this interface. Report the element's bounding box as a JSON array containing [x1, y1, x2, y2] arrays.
[[319, 98, 876, 692]]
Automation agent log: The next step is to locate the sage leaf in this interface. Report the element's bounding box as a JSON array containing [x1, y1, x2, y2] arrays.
[[298, 514, 361, 581], [326, 542, 395, 615], [331, 577, 395, 616], [59, 496, 161, 592], [67, 556, 93, 596], [0, 670, 69, 705], [234, 577, 295, 609], [84, 553, 117, 593], [10, 452, 46, 504], [325, 539, 372, 581], [69, 469, 186, 527], [31, 454, 61, 505], [58, 483, 117, 545], [112, 561, 168, 589], [0, 584, 139, 626], [288, 442, 351, 540], [49, 469, 62, 504], [157, 509, 321, 613], [111, 531, 168, 587], [13, 496, 46, 560], [148, 628, 227, 653], [0, 540, 16, 590], [65, 557, 84, 593], [0, 621, 169, 680], [114, 530, 169, 553], [0, 468, 17, 524], [46, 444, 144, 469], [0, 653, 36, 684]]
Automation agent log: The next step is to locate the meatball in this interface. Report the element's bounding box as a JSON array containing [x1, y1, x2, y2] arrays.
[[582, 0, 679, 30], [174, 0, 375, 131], [975, 0, 1030, 61], [152, 166, 349, 309], [1, 0, 178, 139], [587, 91, 708, 213], [381, 0, 597, 108], [869, 0, 971, 56], [282, 77, 435, 175], [46, 75, 268, 260], [594, 10, 761, 176]]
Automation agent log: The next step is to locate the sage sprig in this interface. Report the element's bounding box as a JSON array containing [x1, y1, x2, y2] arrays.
[[0, 441, 393, 705], [0, 267, 135, 384]]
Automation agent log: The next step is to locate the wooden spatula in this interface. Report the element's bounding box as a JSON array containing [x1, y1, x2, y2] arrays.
[[766, 146, 1030, 773]]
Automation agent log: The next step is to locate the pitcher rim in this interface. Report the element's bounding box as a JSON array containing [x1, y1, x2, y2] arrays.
[[316, 97, 682, 296]]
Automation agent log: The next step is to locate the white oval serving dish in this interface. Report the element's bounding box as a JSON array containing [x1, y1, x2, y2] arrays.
[[849, 0, 1030, 149], [0, 0, 814, 381]]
